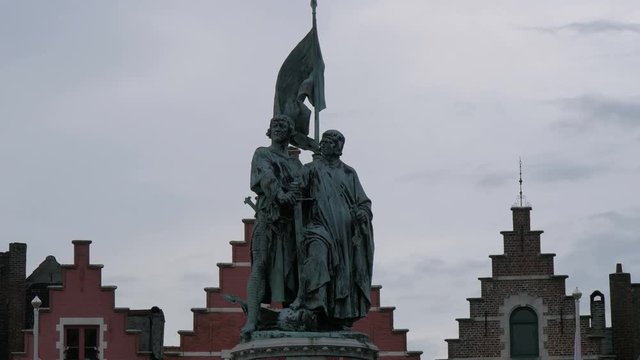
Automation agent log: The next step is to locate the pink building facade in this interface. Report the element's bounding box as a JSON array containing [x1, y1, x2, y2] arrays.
[[13, 240, 153, 360]]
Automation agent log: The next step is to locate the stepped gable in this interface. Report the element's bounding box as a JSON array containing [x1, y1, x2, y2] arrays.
[[445, 206, 607, 359], [12, 241, 160, 360], [165, 218, 422, 360]]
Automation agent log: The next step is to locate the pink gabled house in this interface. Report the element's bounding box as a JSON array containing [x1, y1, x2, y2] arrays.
[[12, 240, 162, 360]]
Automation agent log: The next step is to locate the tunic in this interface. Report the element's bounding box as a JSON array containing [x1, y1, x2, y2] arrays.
[[250, 146, 302, 303]]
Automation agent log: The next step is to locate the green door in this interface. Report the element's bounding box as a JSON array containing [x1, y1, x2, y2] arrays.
[[510, 307, 539, 358]]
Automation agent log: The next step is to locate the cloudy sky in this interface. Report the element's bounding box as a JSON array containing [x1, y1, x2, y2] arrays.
[[2, 1, 639, 358]]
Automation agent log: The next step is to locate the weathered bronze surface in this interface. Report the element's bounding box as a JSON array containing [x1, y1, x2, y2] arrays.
[[241, 115, 302, 339], [241, 3, 373, 340], [241, 128, 374, 339]]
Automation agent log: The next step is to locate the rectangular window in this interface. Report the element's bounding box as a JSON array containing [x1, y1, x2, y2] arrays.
[[64, 326, 100, 360]]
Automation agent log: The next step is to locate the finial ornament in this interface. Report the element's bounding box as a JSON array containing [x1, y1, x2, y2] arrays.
[[513, 157, 531, 207], [572, 287, 582, 299], [519, 157, 523, 207]]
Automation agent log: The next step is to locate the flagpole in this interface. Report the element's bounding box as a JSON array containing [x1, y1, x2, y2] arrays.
[[311, 0, 317, 26], [314, 104, 320, 143], [311, 0, 320, 143]]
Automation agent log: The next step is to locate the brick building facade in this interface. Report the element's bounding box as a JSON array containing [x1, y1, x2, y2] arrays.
[[0, 243, 27, 360], [12, 240, 163, 360], [445, 206, 611, 359], [610, 263, 640, 360], [164, 218, 422, 360]]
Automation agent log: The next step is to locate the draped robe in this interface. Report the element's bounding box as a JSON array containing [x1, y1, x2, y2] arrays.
[[299, 158, 374, 323]]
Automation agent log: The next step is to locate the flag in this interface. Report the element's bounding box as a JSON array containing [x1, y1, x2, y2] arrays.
[[273, 21, 326, 150]]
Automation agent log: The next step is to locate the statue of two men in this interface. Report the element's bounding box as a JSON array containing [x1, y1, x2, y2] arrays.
[[241, 116, 374, 337]]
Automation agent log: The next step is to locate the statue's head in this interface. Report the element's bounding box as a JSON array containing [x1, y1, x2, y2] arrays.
[[320, 129, 345, 157], [266, 114, 296, 141]]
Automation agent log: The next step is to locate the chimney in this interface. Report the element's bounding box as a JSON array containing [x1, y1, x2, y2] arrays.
[[610, 263, 633, 360], [589, 291, 606, 333], [72, 240, 92, 267], [511, 206, 532, 232]]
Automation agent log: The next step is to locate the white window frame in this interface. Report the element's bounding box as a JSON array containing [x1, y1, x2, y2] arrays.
[[56, 318, 107, 360]]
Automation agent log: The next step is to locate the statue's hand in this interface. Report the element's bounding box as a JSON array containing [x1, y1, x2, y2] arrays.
[[277, 190, 296, 205], [356, 209, 368, 223], [289, 181, 302, 200]]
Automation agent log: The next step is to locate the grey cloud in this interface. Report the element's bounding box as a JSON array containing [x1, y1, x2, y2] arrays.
[[181, 272, 213, 285], [476, 172, 511, 189], [395, 171, 444, 184], [398, 169, 512, 188], [525, 20, 640, 35], [530, 160, 607, 183], [553, 94, 640, 131], [103, 275, 140, 285], [408, 337, 440, 356], [588, 211, 640, 233], [472, 160, 608, 188], [415, 161, 603, 189], [377, 256, 487, 287], [559, 209, 640, 289], [415, 257, 487, 276], [563, 20, 640, 34]]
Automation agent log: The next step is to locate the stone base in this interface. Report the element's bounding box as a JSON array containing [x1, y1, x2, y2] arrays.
[[230, 331, 379, 360]]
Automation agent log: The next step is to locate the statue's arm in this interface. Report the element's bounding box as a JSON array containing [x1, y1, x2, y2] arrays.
[[353, 171, 373, 221], [250, 149, 280, 200]]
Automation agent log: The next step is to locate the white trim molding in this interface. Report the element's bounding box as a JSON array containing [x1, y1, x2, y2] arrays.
[[56, 317, 107, 360], [499, 293, 548, 359]]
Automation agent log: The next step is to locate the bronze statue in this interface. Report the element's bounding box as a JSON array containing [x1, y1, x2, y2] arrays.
[[241, 115, 302, 339], [240, 2, 374, 337], [292, 129, 374, 329]]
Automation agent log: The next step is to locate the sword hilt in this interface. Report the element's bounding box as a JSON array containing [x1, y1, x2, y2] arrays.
[[243, 196, 257, 211]]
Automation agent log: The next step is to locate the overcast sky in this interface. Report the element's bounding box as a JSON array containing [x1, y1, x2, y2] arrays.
[[2, 1, 639, 359]]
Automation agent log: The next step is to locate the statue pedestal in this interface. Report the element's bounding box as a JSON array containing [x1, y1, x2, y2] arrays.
[[230, 331, 378, 360]]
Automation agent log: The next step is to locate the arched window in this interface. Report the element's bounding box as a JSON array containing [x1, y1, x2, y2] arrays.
[[510, 307, 539, 357]]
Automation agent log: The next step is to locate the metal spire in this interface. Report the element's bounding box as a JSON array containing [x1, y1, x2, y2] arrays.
[[519, 157, 523, 207], [512, 157, 531, 208]]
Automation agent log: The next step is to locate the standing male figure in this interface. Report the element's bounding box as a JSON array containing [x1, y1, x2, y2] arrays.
[[241, 115, 302, 338], [293, 129, 374, 329]]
